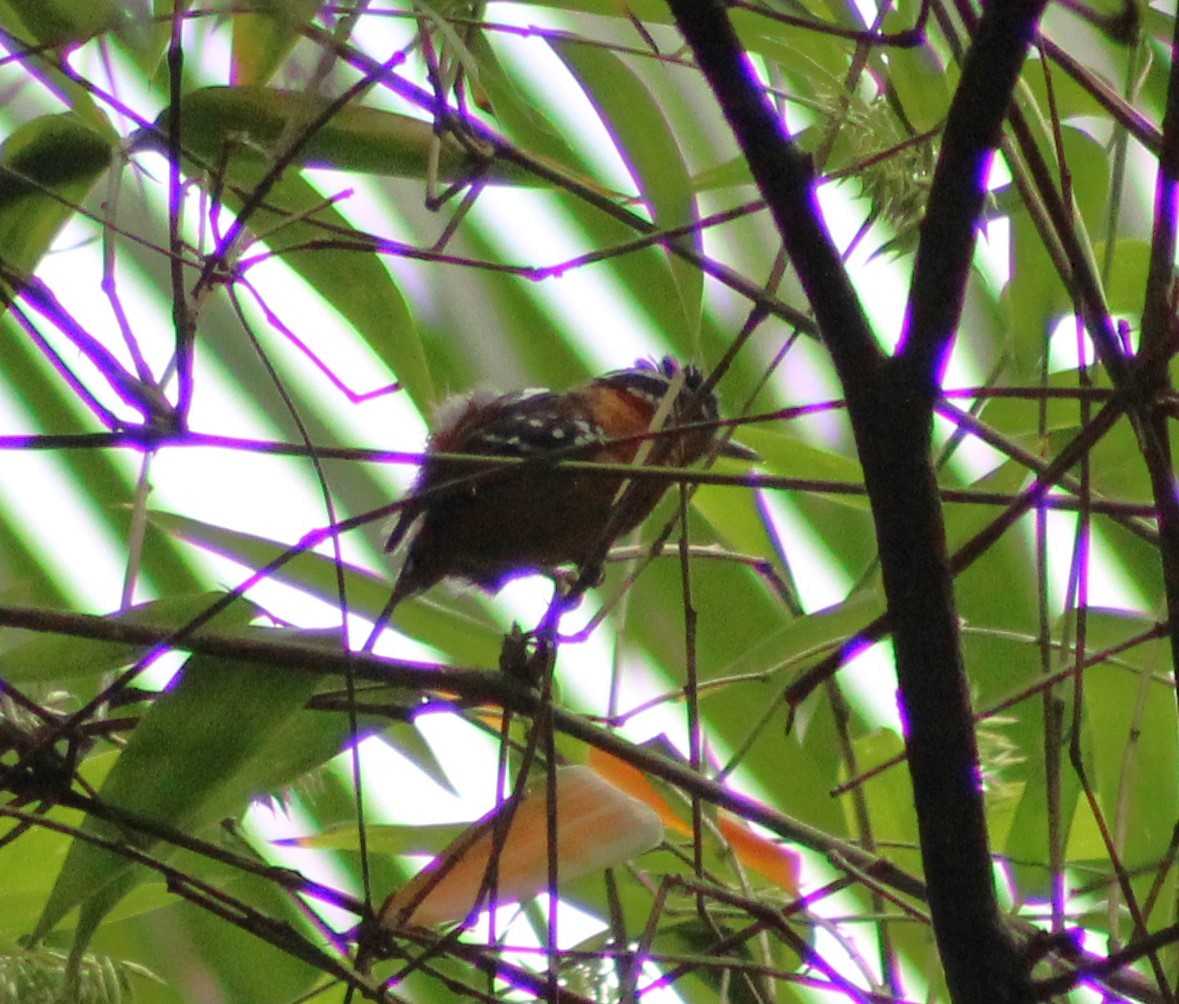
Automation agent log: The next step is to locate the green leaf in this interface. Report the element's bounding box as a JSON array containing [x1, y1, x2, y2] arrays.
[[182, 154, 437, 411], [741, 426, 869, 510], [0, 0, 125, 48], [883, 33, 952, 134], [843, 729, 922, 870], [0, 113, 115, 309], [148, 509, 504, 666], [0, 753, 115, 943], [1080, 611, 1178, 908], [468, 28, 588, 175], [277, 181, 437, 411], [381, 722, 459, 797], [139, 85, 543, 185], [549, 41, 702, 340], [32, 644, 335, 947], [1092, 238, 1151, 315], [230, 0, 322, 87]]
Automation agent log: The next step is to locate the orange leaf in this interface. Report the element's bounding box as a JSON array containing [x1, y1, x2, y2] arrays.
[[380, 765, 663, 927], [587, 747, 692, 837], [718, 810, 800, 894]]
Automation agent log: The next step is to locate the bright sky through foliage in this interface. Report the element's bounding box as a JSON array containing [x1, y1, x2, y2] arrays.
[[1, 1, 1174, 1001]]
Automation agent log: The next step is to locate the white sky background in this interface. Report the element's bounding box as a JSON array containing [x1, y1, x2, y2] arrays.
[[0, 4, 1159, 1001]]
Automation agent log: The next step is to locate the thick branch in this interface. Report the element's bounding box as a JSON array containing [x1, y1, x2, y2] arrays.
[[666, 1, 1046, 1000], [0, 602, 928, 904], [903, 0, 1050, 383], [1139, 7, 1179, 717]]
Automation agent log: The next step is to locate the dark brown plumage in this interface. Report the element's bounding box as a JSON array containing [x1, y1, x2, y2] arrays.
[[383, 357, 748, 609]]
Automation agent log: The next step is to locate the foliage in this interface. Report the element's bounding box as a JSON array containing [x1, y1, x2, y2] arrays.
[[0, 0, 1175, 1002]]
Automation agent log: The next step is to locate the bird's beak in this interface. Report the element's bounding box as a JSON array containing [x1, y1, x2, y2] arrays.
[[717, 439, 760, 463]]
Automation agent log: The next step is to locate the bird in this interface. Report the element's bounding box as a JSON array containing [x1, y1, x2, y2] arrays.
[[381, 357, 753, 612]]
